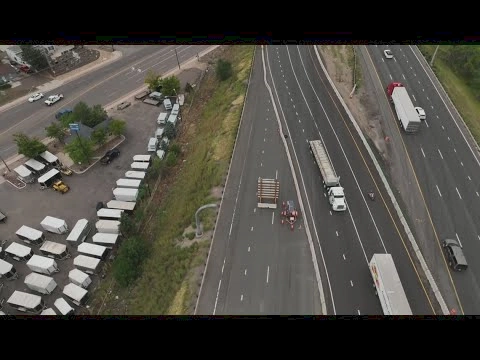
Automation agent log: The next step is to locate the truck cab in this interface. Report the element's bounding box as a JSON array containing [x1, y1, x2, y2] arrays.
[[328, 187, 346, 211]]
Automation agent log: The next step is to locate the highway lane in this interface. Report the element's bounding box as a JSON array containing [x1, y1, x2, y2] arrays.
[[266, 45, 435, 314], [0, 45, 212, 159], [368, 45, 480, 313], [196, 46, 321, 315]]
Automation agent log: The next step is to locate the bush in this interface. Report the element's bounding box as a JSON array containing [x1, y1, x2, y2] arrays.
[[185, 82, 194, 93], [165, 152, 177, 167], [216, 59, 233, 81], [119, 213, 136, 237], [169, 143, 181, 156], [112, 236, 149, 287], [0, 83, 12, 90], [185, 232, 196, 240]]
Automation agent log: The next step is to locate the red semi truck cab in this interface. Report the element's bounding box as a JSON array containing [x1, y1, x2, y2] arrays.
[[387, 82, 404, 98]]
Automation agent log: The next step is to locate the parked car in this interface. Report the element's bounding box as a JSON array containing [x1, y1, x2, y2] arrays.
[[55, 108, 73, 119], [28, 93, 44, 103], [100, 148, 120, 165], [117, 101, 131, 110], [442, 238, 468, 271], [384, 49, 393, 59]]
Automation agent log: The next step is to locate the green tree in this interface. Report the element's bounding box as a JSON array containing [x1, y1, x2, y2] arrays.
[[216, 59, 233, 81], [109, 119, 126, 136], [58, 112, 75, 128], [164, 122, 176, 139], [144, 70, 162, 92], [65, 137, 94, 164], [160, 75, 180, 96], [89, 104, 107, 128], [169, 142, 181, 156], [45, 122, 67, 144], [13, 133, 47, 158], [113, 236, 149, 287], [165, 152, 177, 167], [119, 213, 136, 237], [72, 101, 91, 125], [19, 45, 49, 72], [91, 128, 107, 146]]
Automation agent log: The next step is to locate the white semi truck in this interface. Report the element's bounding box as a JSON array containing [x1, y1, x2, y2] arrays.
[[369, 253, 412, 315], [309, 140, 346, 212], [387, 82, 421, 133]]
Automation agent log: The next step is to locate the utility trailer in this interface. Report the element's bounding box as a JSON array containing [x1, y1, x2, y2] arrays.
[[69, 269, 92, 289], [387, 82, 421, 133], [63, 283, 88, 306], [257, 177, 280, 209], [0, 259, 18, 280], [130, 162, 149, 171], [77, 242, 108, 260], [116, 178, 141, 189], [24, 158, 46, 175], [40, 216, 68, 234], [24, 272, 57, 295], [125, 171, 146, 180], [54, 297, 74, 315], [26, 255, 60, 275], [107, 200, 136, 212], [95, 220, 121, 235], [7, 291, 46, 314], [74, 255, 101, 275], [39, 240, 70, 260], [369, 253, 412, 315], [16, 225, 45, 245], [113, 187, 138, 202], [92, 232, 119, 248], [41, 308, 57, 315], [66, 219, 91, 243], [132, 154, 151, 163], [4, 242, 33, 261], [97, 208, 124, 221], [13, 165, 34, 183]]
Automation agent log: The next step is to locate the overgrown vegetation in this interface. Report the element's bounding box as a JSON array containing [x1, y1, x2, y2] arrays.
[[90, 45, 255, 315], [19, 45, 49, 72], [59, 101, 108, 129], [13, 133, 47, 158], [418, 45, 480, 145], [64, 137, 94, 164], [216, 59, 233, 81]]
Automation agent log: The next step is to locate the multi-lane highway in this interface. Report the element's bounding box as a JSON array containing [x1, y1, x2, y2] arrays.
[[365, 45, 480, 314], [0, 45, 212, 159], [196, 46, 322, 315]]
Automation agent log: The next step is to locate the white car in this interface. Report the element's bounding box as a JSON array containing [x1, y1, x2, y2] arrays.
[[28, 92, 44, 103], [415, 107, 426, 120], [384, 49, 393, 59], [45, 94, 64, 106]]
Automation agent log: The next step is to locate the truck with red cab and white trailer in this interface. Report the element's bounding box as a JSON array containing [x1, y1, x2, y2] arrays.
[[386, 82, 421, 133]]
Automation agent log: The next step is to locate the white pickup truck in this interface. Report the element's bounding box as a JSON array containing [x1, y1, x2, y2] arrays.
[[45, 94, 64, 106]]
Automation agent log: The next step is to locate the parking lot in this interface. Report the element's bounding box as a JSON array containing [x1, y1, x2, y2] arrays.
[[0, 99, 173, 315]]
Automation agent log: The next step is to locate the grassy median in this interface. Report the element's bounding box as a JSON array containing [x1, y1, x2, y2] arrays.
[[89, 45, 255, 315], [418, 45, 480, 145]]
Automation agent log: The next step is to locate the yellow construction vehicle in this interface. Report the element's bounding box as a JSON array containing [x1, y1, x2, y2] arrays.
[[38, 169, 69, 194]]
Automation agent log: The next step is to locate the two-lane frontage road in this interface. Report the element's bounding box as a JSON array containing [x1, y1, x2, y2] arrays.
[[0, 45, 213, 159]]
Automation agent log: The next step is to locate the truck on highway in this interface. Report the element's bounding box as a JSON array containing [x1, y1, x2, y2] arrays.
[[369, 253, 412, 315], [387, 82, 421, 133], [309, 140, 346, 212]]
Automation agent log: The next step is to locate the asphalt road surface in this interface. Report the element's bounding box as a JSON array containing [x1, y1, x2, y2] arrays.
[[0, 45, 212, 159], [366, 45, 480, 314], [195, 46, 322, 315], [264, 45, 435, 315]]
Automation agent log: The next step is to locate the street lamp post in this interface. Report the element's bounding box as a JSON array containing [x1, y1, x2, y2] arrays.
[[174, 48, 180, 70], [0, 155, 10, 172], [430, 45, 440, 67]]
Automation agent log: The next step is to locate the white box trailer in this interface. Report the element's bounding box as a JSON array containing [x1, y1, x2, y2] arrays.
[[369, 253, 412, 315], [40, 216, 68, 234], [125, 171, 146, 180], [113, 187, 138, 202], [27, 255, 60, 275], [96, 220, 120, 235], [63, 283, 88, 306], [8, 291, 46, 314], [130, 161, 149, 171], [78, 242, 108, 260], [24, 158, 46, 174], [157, 112, 168, 125], [39, 150, 61, 167], [41, 308, 57, 315], [5, 242, 34, 261], [155, 127, 164, 139], [92, 233, 119, 248], [167, 113, 178, 127], [66, 219, 91, 243], [24, 272, 57, 295], [116, 178, 141, 189], [74, 255, 101, 275], [107, 200, 136, 212], [13, 165, 34, 183], [387, 82, 421, 133], [97, 208, 124, 221], [133, 154, 151, 163], [54, 297, 74, 315], [0, 258, 18, 280], [16, 225, 45, 245], [39, 240, 70, 260], [69, 269, 92, 289]]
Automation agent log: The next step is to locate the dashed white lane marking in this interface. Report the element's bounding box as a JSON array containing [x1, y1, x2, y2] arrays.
[[336, 231, 339, 236], [251, 226, 253, 231], [438, 149, 444, 160], [456, 233, 463, 248], [266, 266, 270, 284], [248, 246, 251, 252], [456, 187, 462, 200], [271, 212, 275, 224], [240, 294, 243, 301], [436, 185, 442, 197], [244, 269, 247, 276], [343, 254, 346, 260], [350, 281, 354, 287]]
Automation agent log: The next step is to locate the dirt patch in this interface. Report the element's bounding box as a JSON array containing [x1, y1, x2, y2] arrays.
[[211, 186, 223, 199], [318, 46, 389, 162], [178, 226, 212, 248]]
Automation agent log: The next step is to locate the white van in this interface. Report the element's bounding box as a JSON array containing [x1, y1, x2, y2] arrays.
[[157, 112, 168, 125], [163, 98, 172, 111], [66, 219, 91, 243], [147, 137, 158, 152], [171, 103, 180, 116]]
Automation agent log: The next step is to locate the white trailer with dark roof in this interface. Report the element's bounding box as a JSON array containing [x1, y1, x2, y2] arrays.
[[16, 225, 45, 245], [40, 216, 68, 234], [107, 200, 136, 212], [5, 242, 33, 261], [96, 220, 120, 235], [66, 219, 91, 243], [0, 258, 18, 280], [7, 291, 46, 313], [24, 272, 57, 295], [27, 255, 59, 275], [69, 269, 92, 289], [78, 242, 108, 260], [74, 255, 101, 275], [369, 253, 412, 315], [40, 240, 70, 260], [92, 232, 119, 248], [63, 283, 88, 306]]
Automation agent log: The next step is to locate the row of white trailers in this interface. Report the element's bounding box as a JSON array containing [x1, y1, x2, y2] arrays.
[[12, 151, 61, 184]]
